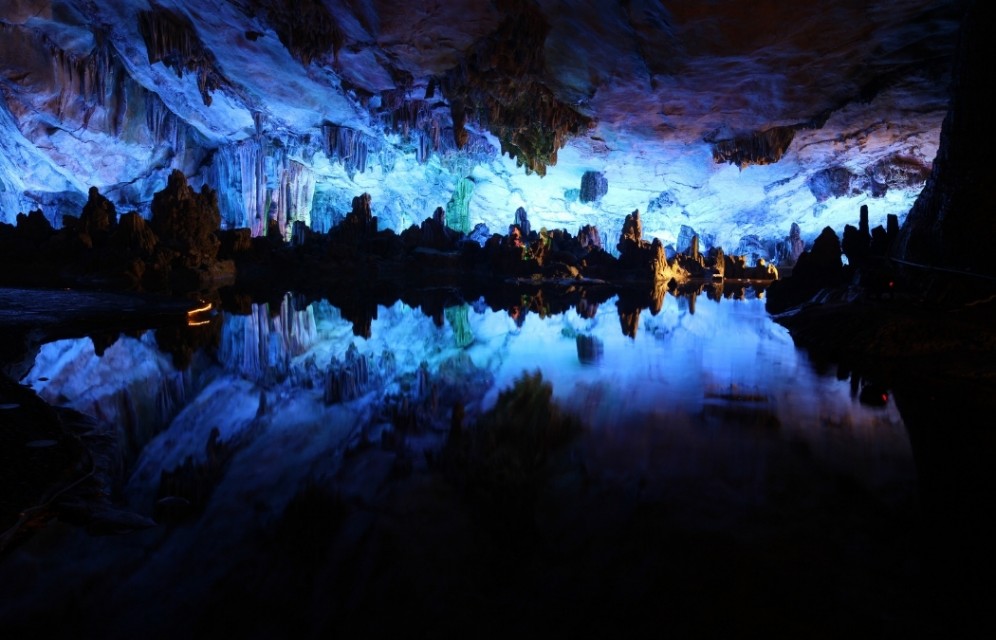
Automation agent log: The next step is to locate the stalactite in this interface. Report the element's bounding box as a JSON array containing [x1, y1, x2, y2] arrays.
[[273, 160, 316, 240], [138, 5, 226, 106], [321, 124, 374, 177], [0, 22, 130, 138], [50, 40, 121, 133], [145, 93, 187, 158], [250, 0, 344, 66], [445, 177, 475, 234], [711, 125, 797, 168], [436, 0, 593, 176], [238, 139, 268, 236], [212, 145, 242, 231]]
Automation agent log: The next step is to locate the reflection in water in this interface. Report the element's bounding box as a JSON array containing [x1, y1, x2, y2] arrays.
[[4, 288, 920, 635]]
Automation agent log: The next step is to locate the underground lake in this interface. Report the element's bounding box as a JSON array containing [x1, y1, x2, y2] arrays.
[[1, 284, 965, 637]]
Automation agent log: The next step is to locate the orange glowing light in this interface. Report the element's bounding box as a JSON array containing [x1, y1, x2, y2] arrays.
[[186, 300, 213, 326], [187, 301, 212, 316]]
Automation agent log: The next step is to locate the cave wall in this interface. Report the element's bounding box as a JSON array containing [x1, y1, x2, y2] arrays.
[[0, 0, 963, 262], [893, 1, 991, 275]]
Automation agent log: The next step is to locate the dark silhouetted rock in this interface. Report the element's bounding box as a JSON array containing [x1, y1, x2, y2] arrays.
[[15, 210, 54, 245], [79, 186, 117, 237], [841, 223, 870, 267], [776, 222, 805, 266], [467, 222, 491, 246], [619, 209, 643, 247], [217, 228, 252, 259], [580, 171, 608, 203], [108, 212, 159, 259], [765, 226, 844, 313], [869, 225, 891, 256], [803, 226, 843, 274], [150, 170, 221, 268], [513, 206, 531, 237]]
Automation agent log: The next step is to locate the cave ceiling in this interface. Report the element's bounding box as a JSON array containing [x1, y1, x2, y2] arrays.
[[0, 0, 965, 253]]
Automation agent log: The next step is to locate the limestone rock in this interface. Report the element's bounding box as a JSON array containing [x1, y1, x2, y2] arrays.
[[579, 171, 608, 203], [150, 170, 221, 268], [79, 187, 117, 237]]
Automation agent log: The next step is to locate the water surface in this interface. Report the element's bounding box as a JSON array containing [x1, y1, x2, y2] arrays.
[[2, 288, 922, 635]]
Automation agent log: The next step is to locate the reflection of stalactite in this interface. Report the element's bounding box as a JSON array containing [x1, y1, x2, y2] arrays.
[[576, 335, 604, 365], [650, 281, 667, 315], [414, 361, 431, 399], [576, 297, 599, 319], [324, 344, 373, 404], [618, 310, 640, 339], [219, 295, 318, 383], [155, 427, 233, 522], [155, 370, 189, 426], [280, 295, 318, 355], [444, 305, 475, 348], [118, 385, 141, 461], [616, 295, 642, 339]]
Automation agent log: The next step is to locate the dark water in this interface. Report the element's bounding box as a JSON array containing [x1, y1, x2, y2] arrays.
[[1, 289, 930, 636]]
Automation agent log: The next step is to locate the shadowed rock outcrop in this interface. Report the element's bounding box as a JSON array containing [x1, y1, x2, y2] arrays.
[[150, 170, 221, 269], [892, 1, 991, 277]]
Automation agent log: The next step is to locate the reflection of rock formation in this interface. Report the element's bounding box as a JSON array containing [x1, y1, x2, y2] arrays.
[[576, 296, 599, 319], [649, 280, 667, 315], [218, 294, 318, 384], [617, 302, 641, 339], [575, 334, 603, 365], [324, 344, 373, 404], [445, 305, 475, 348], [154, 426, 232, 523]]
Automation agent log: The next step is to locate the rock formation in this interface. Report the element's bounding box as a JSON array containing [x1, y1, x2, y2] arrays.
[[580, 171, 608, 203], [150, 170, 221, 270], [892, 1, 991, 277]]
